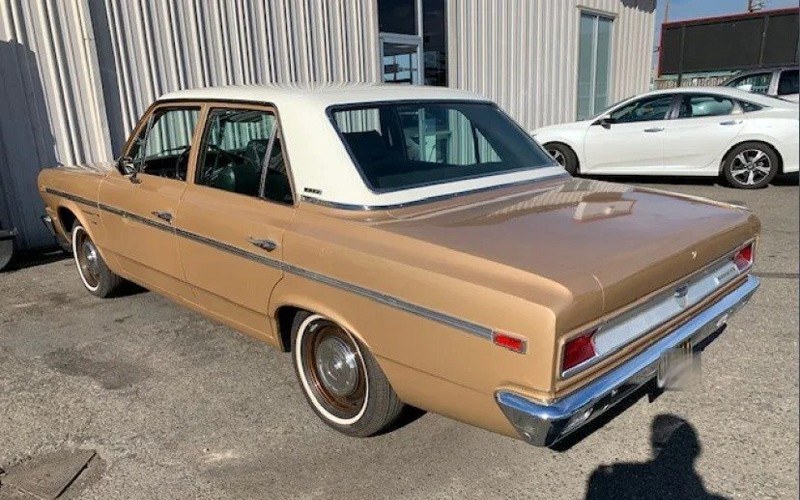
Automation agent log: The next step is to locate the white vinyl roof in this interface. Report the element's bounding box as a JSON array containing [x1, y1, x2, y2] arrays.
[[158, 83, 565, 208]]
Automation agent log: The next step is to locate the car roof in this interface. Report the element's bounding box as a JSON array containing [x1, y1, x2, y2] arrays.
[[158, 82, 486, 108], [639, 86, 796, 107]]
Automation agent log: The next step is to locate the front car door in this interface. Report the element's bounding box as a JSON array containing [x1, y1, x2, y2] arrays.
[[582, 94, 676, 173], [99, 104, 201, 297], [660, 93, 745, 172], [177, 103, 295, 340]]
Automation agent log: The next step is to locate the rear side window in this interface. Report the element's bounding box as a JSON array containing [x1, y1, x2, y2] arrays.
[[725, 72, 772, 94], [677, 95, 736, 118], [778, 69, 799, 96], [739, 100, 763, 113]]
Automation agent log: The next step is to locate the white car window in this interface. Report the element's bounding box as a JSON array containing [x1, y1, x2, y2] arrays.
[[725, 72, 772, 94], [608, 95, 673, 123], [677, 95, 737, 118]]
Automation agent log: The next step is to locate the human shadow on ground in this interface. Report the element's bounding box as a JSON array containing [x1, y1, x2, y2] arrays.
[[584, 414, 728, 500]]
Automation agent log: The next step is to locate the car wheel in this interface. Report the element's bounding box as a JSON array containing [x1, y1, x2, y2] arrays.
[[291, 312, 405, 437], [71, 223, 123, 297], [544, 142, 579, 175], [722, 142, 779, 189]]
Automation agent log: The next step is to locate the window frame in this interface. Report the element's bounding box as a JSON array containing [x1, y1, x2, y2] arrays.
[[191, 102, 297, 207], [577, 11, 615, 120], [671, 93, 743, 120], [597, 94, 678, 124], [121, 102, 204, 182], [326, 99, 558, 194]]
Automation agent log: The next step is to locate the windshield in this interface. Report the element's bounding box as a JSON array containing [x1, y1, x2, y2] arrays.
[[330, 101, 555, 192]]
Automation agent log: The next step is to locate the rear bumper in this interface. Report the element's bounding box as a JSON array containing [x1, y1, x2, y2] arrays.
[[495, 275, 760, 447], [0, 228, 17, 240], [41, 214, 57, 236]]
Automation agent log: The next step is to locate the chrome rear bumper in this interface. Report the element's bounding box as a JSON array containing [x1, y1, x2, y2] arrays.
[[496, 275, 760, 447]]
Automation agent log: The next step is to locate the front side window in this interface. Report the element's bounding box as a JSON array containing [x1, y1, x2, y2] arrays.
[[609, 95, 673, 123], [577, 13, 613, 119], [725, 72, 772, 94], [196, 108, 293, 204], [332, 101, 554, 192], [129, 107, 200, 180], [677, 94, 736, 118], [778, 69, 799, 96]]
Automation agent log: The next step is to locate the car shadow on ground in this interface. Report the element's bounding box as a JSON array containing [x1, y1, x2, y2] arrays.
[[583, 413, 728, 500], [2, 248, 70, 272], [580, 172, 798, 188]]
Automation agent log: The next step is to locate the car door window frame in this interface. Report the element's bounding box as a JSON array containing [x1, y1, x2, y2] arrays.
[[599, 94, 679, 125], [121, 101, 207, 183], [191, 101, 297, 207], [671, 93, 743, 120]]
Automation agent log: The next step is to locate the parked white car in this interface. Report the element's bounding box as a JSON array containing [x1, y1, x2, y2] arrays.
[[532, 87, 799, 189]]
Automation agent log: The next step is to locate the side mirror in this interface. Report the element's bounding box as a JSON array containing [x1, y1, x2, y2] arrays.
[[593, 114, 612, 129], [117, 156, 141, 183]]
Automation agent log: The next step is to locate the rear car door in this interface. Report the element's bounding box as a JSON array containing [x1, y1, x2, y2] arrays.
[[582, 94, 675, 172], [661, 93, 745, 171], [177, 103, 295, 339], [99, 104, 201, 297]]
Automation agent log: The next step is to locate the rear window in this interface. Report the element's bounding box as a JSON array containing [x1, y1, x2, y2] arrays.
[[778, 69, 799, 96], [330, 101, 554, 192]]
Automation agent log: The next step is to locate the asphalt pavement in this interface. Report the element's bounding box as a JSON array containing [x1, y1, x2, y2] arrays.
[[0, 176, 797, 499]]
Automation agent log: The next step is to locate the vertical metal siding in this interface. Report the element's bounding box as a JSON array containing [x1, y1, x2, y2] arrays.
[[448, 0, 656, 130], [0, 0, 652, 250]]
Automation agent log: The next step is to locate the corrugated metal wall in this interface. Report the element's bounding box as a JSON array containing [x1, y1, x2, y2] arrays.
[[448, 0, 656, 130], [0, 0, 652, 251]]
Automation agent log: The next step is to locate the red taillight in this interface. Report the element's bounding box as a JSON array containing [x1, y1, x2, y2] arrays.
[[734, 243, 754, 272], [562, 331, 596, 373], [493, 332, 526, 353]]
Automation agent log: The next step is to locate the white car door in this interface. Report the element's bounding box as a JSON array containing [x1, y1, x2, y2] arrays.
[[661, 93, 745, 172], [582, 94, 675, 173]]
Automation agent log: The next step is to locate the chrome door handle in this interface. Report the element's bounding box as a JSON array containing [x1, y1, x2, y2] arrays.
[[151, 211, 173, 223], [247, 237, 278, 252], [719, 120, 741, 126], [643, 127, 664, 133]]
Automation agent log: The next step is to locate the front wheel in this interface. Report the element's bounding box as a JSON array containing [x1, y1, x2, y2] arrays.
[[291, 312, 404, 437], [722, 142, 779, 189], [71, 223, 124, 297], [544, 142, 579, 175]]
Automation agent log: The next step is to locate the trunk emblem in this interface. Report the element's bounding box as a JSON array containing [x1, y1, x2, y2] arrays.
[[674, 285, 689, 308]]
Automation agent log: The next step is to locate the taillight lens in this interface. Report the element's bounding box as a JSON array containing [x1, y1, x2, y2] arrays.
[[562, 331, 597, 373], [734, 243, 754, 272]]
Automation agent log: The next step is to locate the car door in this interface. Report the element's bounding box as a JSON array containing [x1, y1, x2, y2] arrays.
[[660, 93, 745, 172], [582, 94, 676, 173], [99, 104, 201, 298], [177, 103, 295, 339]]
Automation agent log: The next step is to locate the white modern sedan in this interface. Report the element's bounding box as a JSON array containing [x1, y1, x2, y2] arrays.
[[532, 87, 798, 189]]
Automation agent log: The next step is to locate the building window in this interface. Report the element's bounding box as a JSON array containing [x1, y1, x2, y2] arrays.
[[378, 0, 447, 86], [577, 13, 613, 120]]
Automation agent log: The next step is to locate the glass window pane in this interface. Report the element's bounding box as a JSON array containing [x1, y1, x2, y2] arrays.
[[197, 109, 276, 197], [725, 72, 772, 93], [678, 95, 735, 118], [423, 0, 447, 86], [378, 0, 416, 35], [610, 95, 673, 123], [131, 107, 199, 180], [383, 42, 419, 84], [594, 17, 612, 115], [332, 102, 554, 192], [778, 69, 798, 95], [577, 14, 595, 120]]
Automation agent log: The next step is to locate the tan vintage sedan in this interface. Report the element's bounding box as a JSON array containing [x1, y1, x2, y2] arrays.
[[38, 83, 760, 447]]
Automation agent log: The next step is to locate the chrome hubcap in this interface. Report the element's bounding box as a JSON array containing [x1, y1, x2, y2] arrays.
[[76, 231, 100, 288], [315, 336, 359, 396], [730, 149, 771, 185], [548, 148, 566, 166]]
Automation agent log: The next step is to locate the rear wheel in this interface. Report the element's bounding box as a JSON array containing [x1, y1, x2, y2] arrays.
[[291, 312, 404, 437], [722, 142, 779, 189], [544, 142, 579, 175], [71, 223, 123, 297]]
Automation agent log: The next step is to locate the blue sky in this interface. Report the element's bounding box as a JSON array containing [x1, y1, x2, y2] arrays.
[[654, 0, 799, 46]]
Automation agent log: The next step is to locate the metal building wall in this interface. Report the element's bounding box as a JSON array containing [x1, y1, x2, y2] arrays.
[[0, 0, 380, 250], [448, 0, 656, 130]]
